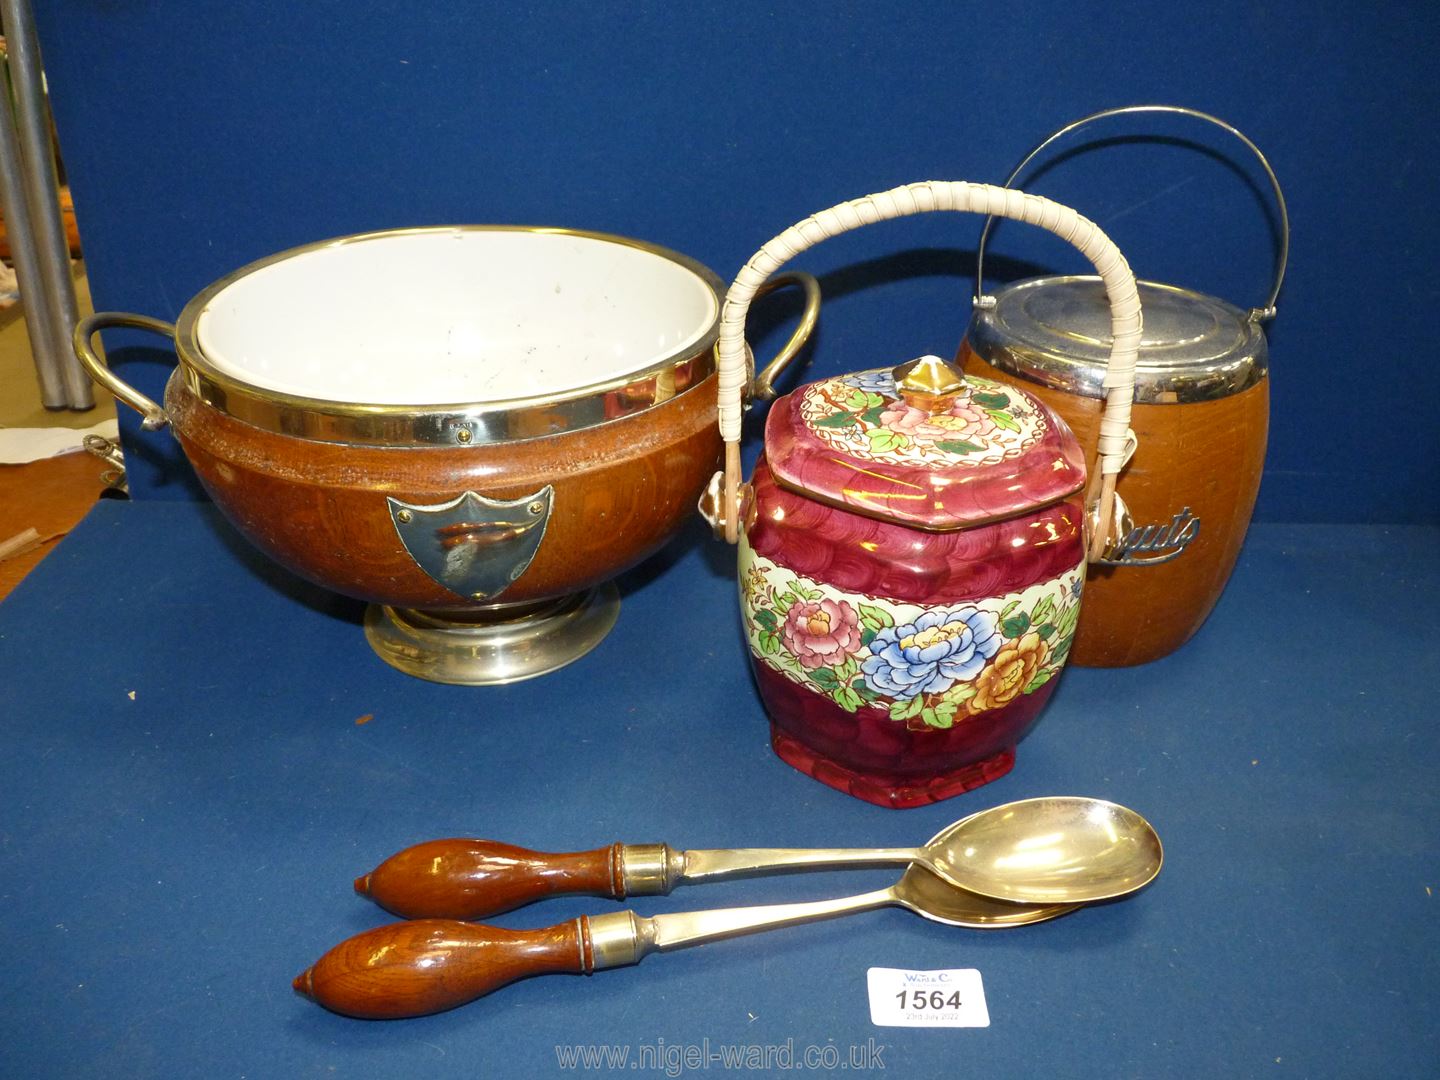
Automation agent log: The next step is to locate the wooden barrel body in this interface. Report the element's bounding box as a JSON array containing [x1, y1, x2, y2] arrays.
[[962, 275, 1271, 667]]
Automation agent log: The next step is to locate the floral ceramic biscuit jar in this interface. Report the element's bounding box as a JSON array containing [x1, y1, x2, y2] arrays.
[[702, 181, 1142, 808]]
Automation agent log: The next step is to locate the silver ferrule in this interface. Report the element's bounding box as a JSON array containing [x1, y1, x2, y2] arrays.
[[620, 843, 684, 896], [586, 911, 655, 970]]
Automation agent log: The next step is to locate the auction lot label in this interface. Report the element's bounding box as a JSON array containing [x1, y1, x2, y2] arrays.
[[867, 967, 991, 1028]]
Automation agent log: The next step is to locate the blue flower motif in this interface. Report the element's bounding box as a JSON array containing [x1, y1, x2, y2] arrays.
[[840, 369, 895, 394], [860, 608, 1002, 700]]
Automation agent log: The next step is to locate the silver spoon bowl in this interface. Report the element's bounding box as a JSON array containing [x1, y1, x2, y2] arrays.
[[675, 796, 1163, 907], [920, 796, 1164, 905]]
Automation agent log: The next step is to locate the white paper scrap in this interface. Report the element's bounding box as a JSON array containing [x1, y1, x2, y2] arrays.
[[0, 419, 120, 464]]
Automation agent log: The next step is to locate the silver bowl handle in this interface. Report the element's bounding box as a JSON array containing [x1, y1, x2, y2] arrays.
[[73, 311, 177, 431]]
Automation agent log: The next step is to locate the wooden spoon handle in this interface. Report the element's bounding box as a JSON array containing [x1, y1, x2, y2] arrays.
[[355, 838, 648, 919], [293, 918, 595, 1019]]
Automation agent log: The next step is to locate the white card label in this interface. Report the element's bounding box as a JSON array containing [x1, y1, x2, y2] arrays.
[[866, 967, 990, 1028]]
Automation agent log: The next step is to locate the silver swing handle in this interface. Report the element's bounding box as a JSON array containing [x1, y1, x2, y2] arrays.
[[974, 103, 1289, 324]]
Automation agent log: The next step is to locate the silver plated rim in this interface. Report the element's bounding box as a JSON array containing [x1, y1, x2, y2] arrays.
[[171, 225, 724, 447], [968, 275, 1269, 404]]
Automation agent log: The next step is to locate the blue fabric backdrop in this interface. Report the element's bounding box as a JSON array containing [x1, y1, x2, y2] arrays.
[[37, 1, 1440, 518], [2, 504, 1436, 1078]]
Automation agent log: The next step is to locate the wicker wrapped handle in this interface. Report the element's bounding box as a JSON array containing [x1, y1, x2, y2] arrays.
[[713, 180, 1142, 558]]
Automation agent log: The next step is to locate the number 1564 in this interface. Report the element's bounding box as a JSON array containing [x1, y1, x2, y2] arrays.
[[895, 990, 963, 1011]]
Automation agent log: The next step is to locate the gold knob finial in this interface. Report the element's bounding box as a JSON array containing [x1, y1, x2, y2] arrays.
[[893, 354, 967, 402]]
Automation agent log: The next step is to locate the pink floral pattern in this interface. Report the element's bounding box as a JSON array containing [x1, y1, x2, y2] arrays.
[[780, 598, 863, 669], [797, 369, 1044, 468], [879, 399, 1000, 441]]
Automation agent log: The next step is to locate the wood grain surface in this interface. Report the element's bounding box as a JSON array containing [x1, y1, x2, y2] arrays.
[[0, 453, 109, 601], [294, 918, 592, 1019], [356, 839, 625, 920], [165, 373, 721, 612]]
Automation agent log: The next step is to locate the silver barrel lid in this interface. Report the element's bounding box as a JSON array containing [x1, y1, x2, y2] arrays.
[[968, 275, 1268, 404]]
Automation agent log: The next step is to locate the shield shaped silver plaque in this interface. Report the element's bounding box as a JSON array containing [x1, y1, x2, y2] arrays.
[[387, 486, 554, 601]]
